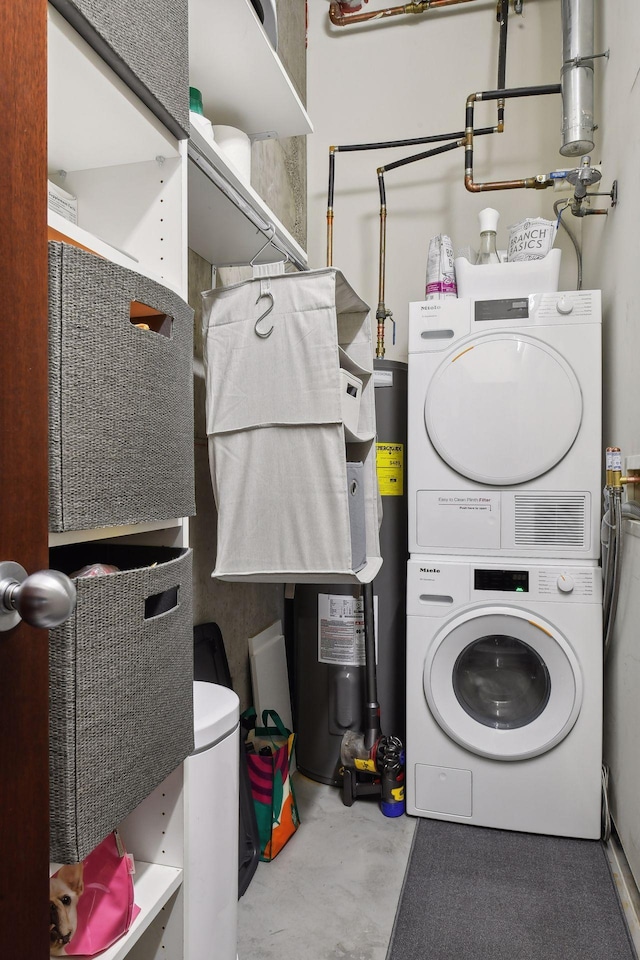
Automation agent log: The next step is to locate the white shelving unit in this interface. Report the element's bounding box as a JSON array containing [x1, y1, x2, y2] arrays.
[[48, 6, 187, 293], [47, 0, 313, 954], [47, 3, 189, 957], [189, 0, 312, 140], [187, 0, 311, 269], [48, 862, 183, 960], [99, 864, 183, 960], [188, 128, 307, 269]]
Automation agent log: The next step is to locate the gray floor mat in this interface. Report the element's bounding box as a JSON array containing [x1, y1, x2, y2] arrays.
[[387, 818, 637, 960]]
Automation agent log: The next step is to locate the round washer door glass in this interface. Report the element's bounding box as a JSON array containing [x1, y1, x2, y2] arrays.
[[425, 333, 583, 485], [453, 634, 551, 730], [424, 608, 583, 760]]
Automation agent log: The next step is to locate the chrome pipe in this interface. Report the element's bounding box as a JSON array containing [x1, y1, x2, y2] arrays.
[[560, 0, 595, 157]]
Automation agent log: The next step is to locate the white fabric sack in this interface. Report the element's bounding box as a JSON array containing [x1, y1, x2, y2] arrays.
[[201, 268, 381, 582]]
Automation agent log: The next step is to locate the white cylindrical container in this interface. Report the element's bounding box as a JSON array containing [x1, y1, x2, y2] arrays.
[[212, 125, 252, 181], [185, 682, 240, 960]]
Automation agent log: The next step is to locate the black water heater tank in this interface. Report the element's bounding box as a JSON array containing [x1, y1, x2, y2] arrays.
[[293, 359, 408, 785]]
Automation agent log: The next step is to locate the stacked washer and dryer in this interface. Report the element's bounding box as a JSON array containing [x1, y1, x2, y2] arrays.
[[405, 290, 603, 839]]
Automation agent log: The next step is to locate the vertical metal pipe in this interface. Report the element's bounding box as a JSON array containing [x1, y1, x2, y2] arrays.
[[497, 0, 509, 130], [560, 0, 595, 157], [327, 148, 336, 266], [362, 582, 380, 751], [376, 170, 388, 359]]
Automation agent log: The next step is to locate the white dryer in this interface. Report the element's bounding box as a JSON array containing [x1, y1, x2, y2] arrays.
[[405, 557, 603, 839], [408, 291, 602, 558]]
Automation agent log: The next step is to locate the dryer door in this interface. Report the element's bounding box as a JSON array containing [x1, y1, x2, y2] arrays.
[[425, 333, 583, 485], [423, 606, 583, 760]]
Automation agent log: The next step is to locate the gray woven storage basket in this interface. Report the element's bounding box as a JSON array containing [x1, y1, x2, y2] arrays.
[[48, 241, 195, 533], [49, 544, 194, 863], [49, 0, 189, 138]]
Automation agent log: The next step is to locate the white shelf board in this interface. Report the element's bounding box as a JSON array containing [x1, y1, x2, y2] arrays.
[[188, 128, 307, 268], [49, 518, 183, 548], [48, 861, 182, 960], [47, 211, 184, 296], [48, 209, 140, 267], [215, 556, 384, 584], [103, 862, 182, 960], [48, 6, 179, 173], [189, 0, 312, 139]]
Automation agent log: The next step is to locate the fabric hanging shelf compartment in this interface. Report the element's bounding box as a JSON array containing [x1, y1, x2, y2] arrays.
[[201, 268, 382, 583]]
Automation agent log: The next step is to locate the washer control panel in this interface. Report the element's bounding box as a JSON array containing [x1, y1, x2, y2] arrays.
[[536, 566, 598, 598], [472, 565, 600, 601], [407, 560, 602, 616]]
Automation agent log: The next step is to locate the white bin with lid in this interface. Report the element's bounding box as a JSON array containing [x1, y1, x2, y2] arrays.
[[185, 681, 240, 959]]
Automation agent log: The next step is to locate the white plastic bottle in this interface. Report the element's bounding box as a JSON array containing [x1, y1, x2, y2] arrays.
[[475, 208, 502, 265]]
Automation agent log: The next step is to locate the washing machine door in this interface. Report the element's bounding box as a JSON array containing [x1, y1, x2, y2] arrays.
[[423, 606, 583, 760], [425, 332, 583, 485]]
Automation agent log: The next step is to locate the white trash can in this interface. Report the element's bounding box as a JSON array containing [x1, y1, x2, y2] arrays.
[[185, 681, 240, 959]]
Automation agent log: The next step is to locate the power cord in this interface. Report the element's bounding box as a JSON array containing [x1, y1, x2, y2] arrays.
[[602, 762, 612, 841], [554, 199, 583, 290]]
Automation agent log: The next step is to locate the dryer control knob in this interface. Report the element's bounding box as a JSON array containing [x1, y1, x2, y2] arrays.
[[557, 574, 575, 593], [556, 296, 574, 315]]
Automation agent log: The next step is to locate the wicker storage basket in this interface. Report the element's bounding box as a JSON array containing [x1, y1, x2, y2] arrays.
[[49, 544, 193, 863], [48, 241, 195, 533]]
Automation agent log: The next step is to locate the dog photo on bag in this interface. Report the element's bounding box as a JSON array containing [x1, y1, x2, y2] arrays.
[[49, 863, 85, 956]]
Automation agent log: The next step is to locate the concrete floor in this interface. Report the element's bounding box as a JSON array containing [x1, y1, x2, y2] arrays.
[[237, 773, 416, 960]]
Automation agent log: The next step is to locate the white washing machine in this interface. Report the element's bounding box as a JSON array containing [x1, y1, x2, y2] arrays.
[[406, 557, 603, 839], [408, 291, 602, 558]]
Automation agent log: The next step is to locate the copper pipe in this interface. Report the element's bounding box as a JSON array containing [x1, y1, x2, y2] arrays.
[[376, 170, 388, 358], [378, 205, 387, 307], [575, 207, 609, 216], [464, 174, 545, 192], [327, 146, 336, 266], [329, 0, 481, 27]]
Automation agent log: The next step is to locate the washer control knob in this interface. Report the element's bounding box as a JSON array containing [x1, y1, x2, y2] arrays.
[[556, 296, 574, 315], [557, 574, 575, 594]]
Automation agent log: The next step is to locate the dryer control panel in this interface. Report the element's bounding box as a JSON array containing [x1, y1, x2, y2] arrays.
[[408, 290, 602, 355]]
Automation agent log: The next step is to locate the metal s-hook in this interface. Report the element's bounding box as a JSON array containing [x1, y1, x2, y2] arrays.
[[254, 289, 275, 339]]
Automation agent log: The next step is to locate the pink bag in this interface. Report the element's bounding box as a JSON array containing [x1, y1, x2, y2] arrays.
[[50, 830, 141, 957]]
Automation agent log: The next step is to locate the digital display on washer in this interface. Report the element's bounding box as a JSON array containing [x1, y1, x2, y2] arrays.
[[474, 569, 529, 592], [474, 299, 529, 322]]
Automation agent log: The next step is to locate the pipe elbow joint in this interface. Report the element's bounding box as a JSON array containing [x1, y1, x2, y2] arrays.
[[328, 3, 346, 26], [465, 176, 483, 193]]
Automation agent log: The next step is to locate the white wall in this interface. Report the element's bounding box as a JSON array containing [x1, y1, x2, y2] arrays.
[[308, 0, 569, 361], [308, 0, 640, 883], [582, 3, 640, 887]]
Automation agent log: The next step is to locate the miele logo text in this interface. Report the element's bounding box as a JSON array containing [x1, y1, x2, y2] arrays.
[[420, 568, 440, 573]]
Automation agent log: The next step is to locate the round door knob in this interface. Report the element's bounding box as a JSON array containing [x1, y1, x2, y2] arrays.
[[556, 296, 574, 316], [556, 574, 575, 594], [0, 561, 76, 631]]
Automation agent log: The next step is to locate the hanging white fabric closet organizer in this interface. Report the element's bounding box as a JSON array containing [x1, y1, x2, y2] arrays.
[[202, 268, 382, 583]]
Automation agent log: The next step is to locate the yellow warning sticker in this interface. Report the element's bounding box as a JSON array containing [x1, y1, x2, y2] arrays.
[[376, 442, 404, 496], [354, 758, 376, 773]]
